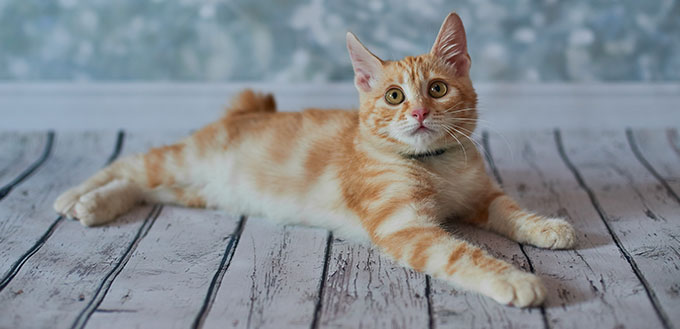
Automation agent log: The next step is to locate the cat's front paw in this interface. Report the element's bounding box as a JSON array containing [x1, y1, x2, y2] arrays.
[[529, 218, 576, 249], [483, 270, 546, 307]]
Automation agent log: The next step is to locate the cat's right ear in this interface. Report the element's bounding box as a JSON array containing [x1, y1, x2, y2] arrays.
[[346, 32, 384, 92], [431, 12, 471, 77]]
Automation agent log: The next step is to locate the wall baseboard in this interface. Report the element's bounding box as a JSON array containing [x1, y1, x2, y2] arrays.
[[1, 83, 678, 131]]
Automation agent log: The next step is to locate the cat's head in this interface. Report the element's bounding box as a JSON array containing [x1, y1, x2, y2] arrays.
[[347, 12, 477, 156]]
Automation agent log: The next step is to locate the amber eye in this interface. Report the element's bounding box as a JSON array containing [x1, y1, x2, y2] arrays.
[[428, 81, 448, 98], [384, 88, 405, 105]]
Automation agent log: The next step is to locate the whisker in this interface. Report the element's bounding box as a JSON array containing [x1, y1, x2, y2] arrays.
[[449, 124, 495, 163], [440, 125, 468, 164], [440, 122, 490, 163], [443, 107, 476, 115], [444, 100, 465, 110], [437, 102, 516, 161], [451, 117, 494, 125], [449, 124, 489, 166], [446, 117, 514, 160], [479, 127, 515, 164]]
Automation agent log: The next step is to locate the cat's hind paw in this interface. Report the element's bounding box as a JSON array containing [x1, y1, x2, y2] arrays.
[[54, 179, 140, 226], [54, 188, 81, 220], [483, 270, 546, 308]]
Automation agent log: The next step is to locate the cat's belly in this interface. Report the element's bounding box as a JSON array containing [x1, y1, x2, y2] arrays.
[[194, 152, 369, 241]]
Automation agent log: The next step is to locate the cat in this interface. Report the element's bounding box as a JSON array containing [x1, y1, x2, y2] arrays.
[[54, 12, 576, 307]]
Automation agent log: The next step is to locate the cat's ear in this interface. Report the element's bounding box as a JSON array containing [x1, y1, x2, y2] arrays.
[[346, 32, 384, 92], [431, 12, 470, 76]]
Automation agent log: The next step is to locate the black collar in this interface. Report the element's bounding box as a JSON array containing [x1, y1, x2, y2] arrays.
[[402, 148, 448, 160]]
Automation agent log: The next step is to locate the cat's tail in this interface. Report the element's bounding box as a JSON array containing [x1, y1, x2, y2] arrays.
[[224, 89, 277, 118]]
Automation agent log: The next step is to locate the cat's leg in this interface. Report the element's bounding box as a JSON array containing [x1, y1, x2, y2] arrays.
[[54, 142, 200, 226], [464, 188, 577, 249], [55, 89, 274, 226], [54, 155, 144, 225], [365, 206, 546, 307]]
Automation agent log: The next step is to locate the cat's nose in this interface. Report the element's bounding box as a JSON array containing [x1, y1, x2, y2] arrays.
[[411, 108, 429, 123]]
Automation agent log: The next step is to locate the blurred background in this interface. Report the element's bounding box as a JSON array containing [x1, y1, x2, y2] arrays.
[[1, 0, 679, 83]]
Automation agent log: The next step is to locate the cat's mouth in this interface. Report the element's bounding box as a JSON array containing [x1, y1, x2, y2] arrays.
[[410, 124, 434, 136]]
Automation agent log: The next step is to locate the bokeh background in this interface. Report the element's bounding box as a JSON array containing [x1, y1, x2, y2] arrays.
[[1, 0, 679, 82]]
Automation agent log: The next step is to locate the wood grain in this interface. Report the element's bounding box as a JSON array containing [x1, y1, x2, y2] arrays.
[[84, 207, 240, 329], [202, 218, 329, 329], [559, 129, 679, 328], [0, 132, 50, 194], [0, 132, 119, 287], [0, 132, 180, 329], [317, 238, 429, 329], [488, 130, 667, 328], [629, 128, 680, 201], [1, 126, 678, 328]]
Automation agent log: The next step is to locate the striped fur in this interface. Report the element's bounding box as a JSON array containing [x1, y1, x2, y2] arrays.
[[54, 12, 575, 307]]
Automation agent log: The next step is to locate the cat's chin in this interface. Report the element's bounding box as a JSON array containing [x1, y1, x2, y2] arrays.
[[394, 131, 445, 155]]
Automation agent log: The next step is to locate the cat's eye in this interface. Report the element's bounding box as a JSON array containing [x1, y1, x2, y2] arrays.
[[384, 88, 405, 105], [428, 81, 448, 98]]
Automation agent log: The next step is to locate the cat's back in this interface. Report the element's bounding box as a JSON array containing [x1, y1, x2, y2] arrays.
[[189, 107, 358, 156], [222, 108, 358, 150]]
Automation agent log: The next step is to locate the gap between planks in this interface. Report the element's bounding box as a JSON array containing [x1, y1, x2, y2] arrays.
[[0, 131, 54, 201], [0, 131, 122, 293], [0, 130, 672, 326], [626, 129, 680, 205], [71, 205, 163, 329], [555, 129, 672, 329], [191, 216, 248, 329], [310, 232, 333, 329]]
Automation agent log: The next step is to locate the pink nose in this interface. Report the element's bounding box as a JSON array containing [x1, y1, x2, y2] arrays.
[[411, 108, 429, 123]]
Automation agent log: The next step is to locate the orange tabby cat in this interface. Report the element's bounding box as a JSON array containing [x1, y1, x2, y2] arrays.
[[54, 13, 575, 307]]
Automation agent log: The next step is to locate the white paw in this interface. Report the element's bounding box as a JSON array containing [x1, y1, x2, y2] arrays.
[[483, 270, 546, 307], [54, 188, 82, 219], [54, 180, 140, 226], [530, 218, 576, 249]]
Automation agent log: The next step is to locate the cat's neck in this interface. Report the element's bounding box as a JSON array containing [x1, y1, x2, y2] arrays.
[[400, 148, 449, 160]]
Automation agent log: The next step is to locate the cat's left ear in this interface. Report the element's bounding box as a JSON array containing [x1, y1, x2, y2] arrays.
[[431, 12, 471, 76], [346, 32, 384, 92]]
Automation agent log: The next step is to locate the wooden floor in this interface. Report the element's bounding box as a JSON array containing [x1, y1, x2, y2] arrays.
[[0, 128, 679, 329]]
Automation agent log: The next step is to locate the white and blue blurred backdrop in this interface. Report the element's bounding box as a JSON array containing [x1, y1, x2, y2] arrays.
[[1, 0, 679, 82], [1, 0, 679, 131]]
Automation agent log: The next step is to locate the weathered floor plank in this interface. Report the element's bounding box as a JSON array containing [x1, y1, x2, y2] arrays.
[[0, 126, 677, 329], [0, 132, 51, 196], [0, 132, 178, 329], [202, 217, 329, 329], [629, 128, 680, 200], [85, 207, 240, 329], [0, 132, 119, 289], [559, 129, 679, 328], [317, 238, 429, 329], [489, 130, 666, 329]]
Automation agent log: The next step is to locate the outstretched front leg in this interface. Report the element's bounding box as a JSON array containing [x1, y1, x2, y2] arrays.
[[464, 187, 577, 249], [363, 201, 546, 307]]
